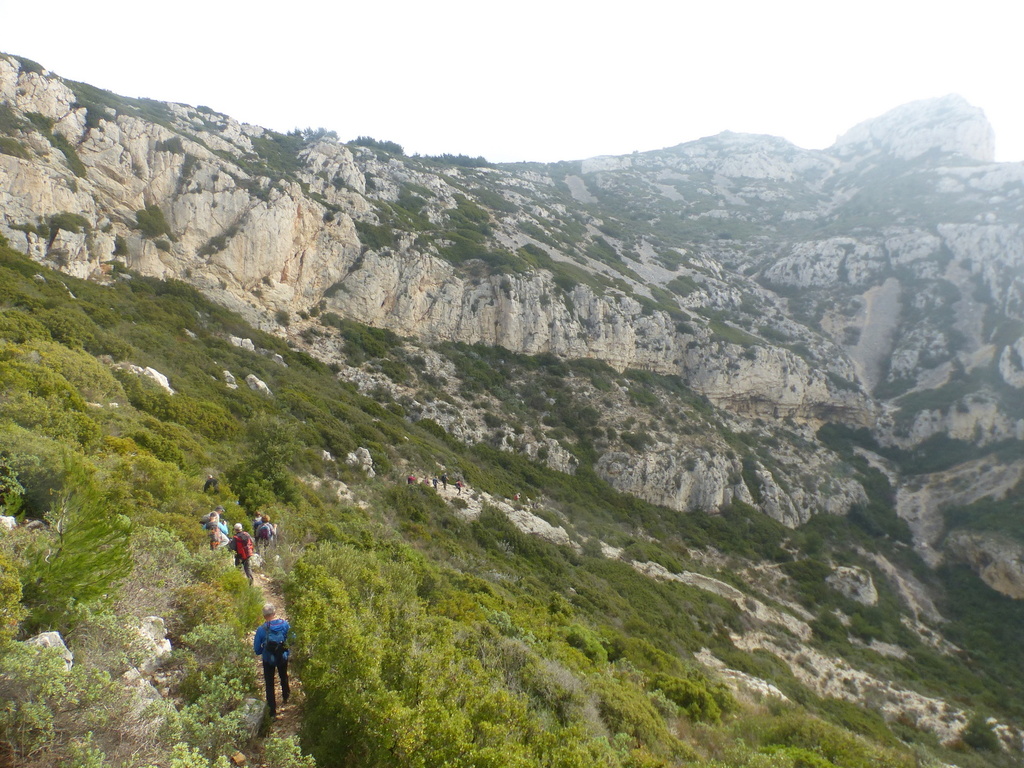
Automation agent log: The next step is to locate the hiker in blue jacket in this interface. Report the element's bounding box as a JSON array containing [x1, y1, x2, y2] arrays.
[[253, 602, 291, 718]]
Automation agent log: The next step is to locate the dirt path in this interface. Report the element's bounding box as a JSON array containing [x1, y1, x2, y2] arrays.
[[246, 567, 304, 764]]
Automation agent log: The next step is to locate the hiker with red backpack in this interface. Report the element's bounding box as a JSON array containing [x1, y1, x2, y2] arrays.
[[230, 523, 255, 583], [253, 603, 291, 719]]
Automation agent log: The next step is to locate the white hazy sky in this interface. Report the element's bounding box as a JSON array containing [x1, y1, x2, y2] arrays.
[[3, 0, 1022, 164]]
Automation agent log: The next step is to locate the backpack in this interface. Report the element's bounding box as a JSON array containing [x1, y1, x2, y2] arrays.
[[208, 526, 229, 549], [256, 522, 274, 541], [264, 620, 288, 655], [234, 532, 254, 560]]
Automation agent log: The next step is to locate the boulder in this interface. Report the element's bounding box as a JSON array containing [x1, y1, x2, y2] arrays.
[[230, 336, 256, 352], [346, 446, 375, 477], [138, 616, 172, 674], [245, 374, 272, 396], [26, 631, 73, 670], [239, 697, 266, 738], [826, 566, 878, 606], [113, 362, 175, 395]]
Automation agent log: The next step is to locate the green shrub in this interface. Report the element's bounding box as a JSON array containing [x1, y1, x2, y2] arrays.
[[350, 136, 404, 155], [754, 711, 913, 768], [49, 212, 90, 234], [564, 623, 608, 664], [0, 310, 51, 343], [0, 551, 25, 644], [156, 136, 185, 154], [960, 713, 1000, 752], [19, 463, 133, 634], [0, 137, 29, 159], [591, 672, 678, 750], [264, 736, 317, 767], [649, 670, 736, 723], [135, 205, 172, 239]]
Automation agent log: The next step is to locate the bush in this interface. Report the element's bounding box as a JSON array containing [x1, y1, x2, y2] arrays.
[[0, 551, 25, 644], [49, 212, 90, 234], [19, 463, 134, 634], [135, 205, 172, 239], [0, 137, 29, 159], [960, 713, 1000, 752], [264, 736, 317, 767], [350, 136, 404, 155], [649, 671, 736, 723]]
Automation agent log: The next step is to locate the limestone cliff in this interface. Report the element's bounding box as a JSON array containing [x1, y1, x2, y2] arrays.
[[1, 52, 1021, 550]]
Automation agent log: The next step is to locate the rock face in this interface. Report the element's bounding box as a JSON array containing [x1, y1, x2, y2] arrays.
[[826, 565, 878, 606], [832, 95, 996, 162], [1, 53, 1021, 554], [945, 531, 1024, 599]]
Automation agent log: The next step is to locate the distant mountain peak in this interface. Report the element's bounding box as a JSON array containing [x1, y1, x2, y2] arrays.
[[831, 94, 995, 163]]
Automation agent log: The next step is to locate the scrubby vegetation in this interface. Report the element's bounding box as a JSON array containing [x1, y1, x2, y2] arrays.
[[0, 238, 1018, 767]]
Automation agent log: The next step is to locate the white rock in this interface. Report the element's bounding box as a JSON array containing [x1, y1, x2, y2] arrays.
[[26, 631, 73, 670], [826, 565, 878, 606], [240, 698, 266, 738], [245, 374, 272, 396], [346, 447, 375, 477], [137, 616, 172, 674], [832, 94, 995, 162], [113, 363, 175, 395]]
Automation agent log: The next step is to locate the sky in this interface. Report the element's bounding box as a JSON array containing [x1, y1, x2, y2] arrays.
[[2, 0, 1022, 164]]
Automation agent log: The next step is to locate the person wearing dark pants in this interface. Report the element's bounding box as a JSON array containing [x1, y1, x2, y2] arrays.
[[230, 523, 255, 583], [253, 603, 291, 718]]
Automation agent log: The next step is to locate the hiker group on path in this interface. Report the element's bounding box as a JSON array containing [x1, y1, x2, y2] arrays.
[[199, 500, 293, 725]]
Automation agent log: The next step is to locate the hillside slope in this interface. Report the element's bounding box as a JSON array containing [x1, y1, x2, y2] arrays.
[[0, 53, 1023, 767]]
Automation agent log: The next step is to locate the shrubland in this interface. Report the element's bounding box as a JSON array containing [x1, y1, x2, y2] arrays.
[[0, 240, 1017, 767]]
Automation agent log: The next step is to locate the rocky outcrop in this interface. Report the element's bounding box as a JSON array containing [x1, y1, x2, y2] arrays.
[[826, 565, 878, 606], [346, 447, 375, 478], [733, 630, 970, 744], [245, 374, 272, 396], [2, 53, 1022, 555], [831, 94, 996, 163], [113, 363, 175, 394], [896, 458, 1024, 565], [596, 441, 866, 525], [137, 616, 172, 675], [945, 531, 1024, 599], [26, 631, 73, 669]]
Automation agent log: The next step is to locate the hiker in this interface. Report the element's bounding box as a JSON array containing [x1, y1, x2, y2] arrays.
[[254, 603, 291, 718], [255, 514, 277, 551], [441, 473, 448, 490], [432, 477, 438, 490], [407, 474, 416, 485], [203, 474, 219, 493], [456, 479, 463, 495], [206, 511, 229, 550], [230, 523, 255, 583], [252, 513, 264, 535]]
